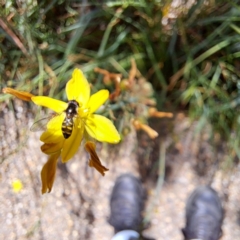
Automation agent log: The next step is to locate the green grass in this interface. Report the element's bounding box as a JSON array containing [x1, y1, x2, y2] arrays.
[[1, 0, 240, 162], [172, 1, 240, 160]]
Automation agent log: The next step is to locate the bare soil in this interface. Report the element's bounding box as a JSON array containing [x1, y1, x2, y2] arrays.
[[0, 101, 240, 240]]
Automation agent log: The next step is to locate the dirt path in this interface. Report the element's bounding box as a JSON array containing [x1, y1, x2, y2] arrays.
[[0, 107, 240, 240]]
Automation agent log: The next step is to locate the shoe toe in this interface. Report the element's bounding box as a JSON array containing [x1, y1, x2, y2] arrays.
[[109, 174, 144, 233]]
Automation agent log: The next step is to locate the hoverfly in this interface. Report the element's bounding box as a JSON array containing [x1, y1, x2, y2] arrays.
[[31, 100, 79, 139], [61, 100, 79, 139]]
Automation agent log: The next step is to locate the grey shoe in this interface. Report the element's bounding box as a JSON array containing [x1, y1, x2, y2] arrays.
[[109, 174, 144, 234], [182, 186, 224, 240]]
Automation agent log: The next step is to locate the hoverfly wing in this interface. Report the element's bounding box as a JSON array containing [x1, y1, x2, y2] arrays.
[[30, 113, 58, 132], [30, 117, 51, 132]]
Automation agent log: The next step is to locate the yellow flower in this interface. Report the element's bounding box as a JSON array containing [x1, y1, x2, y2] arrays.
[[32, 69, 120, 161], [12, 179, 23, 193], [3, 68, 121, 194], [34, 69, 121, 193]]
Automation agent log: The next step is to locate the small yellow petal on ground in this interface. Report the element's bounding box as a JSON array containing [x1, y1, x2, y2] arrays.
[[12, 179, 23, 193]]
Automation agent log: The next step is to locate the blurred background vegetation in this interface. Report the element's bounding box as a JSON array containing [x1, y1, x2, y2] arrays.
[[1, 0, 240, 165]]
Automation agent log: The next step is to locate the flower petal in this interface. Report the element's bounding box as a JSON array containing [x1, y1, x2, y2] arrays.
[[61, 118, 84, 163], [12, 179, 23, 193], [85, 141, 109, 176], [148, 108, 173, 118], [85, 114, 121, 143], [40, 130, 63, 143], [66, 69, 90, 106], [47, 113, 65, 130], [2, 87, 34, 101], [41, 152, 60, 194], [132, 119, 159, 139], [40, 114, 65, 143], [41, 142, 64, 155], [87, 89, 109, 113], [32, 96, 67, 113]]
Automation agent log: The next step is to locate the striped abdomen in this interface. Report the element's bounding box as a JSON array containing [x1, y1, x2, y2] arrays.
[[62, 117, 74, 139]]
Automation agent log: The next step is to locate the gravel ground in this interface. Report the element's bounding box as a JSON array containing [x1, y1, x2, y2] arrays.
[[0, 103, 240, 240]]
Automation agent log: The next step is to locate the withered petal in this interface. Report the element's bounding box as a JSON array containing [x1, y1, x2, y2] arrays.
[[132, 119, 159, 139], [85, 141, 109, 176], [2, 88, 34, 101], [41, 152, 60, 194]]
